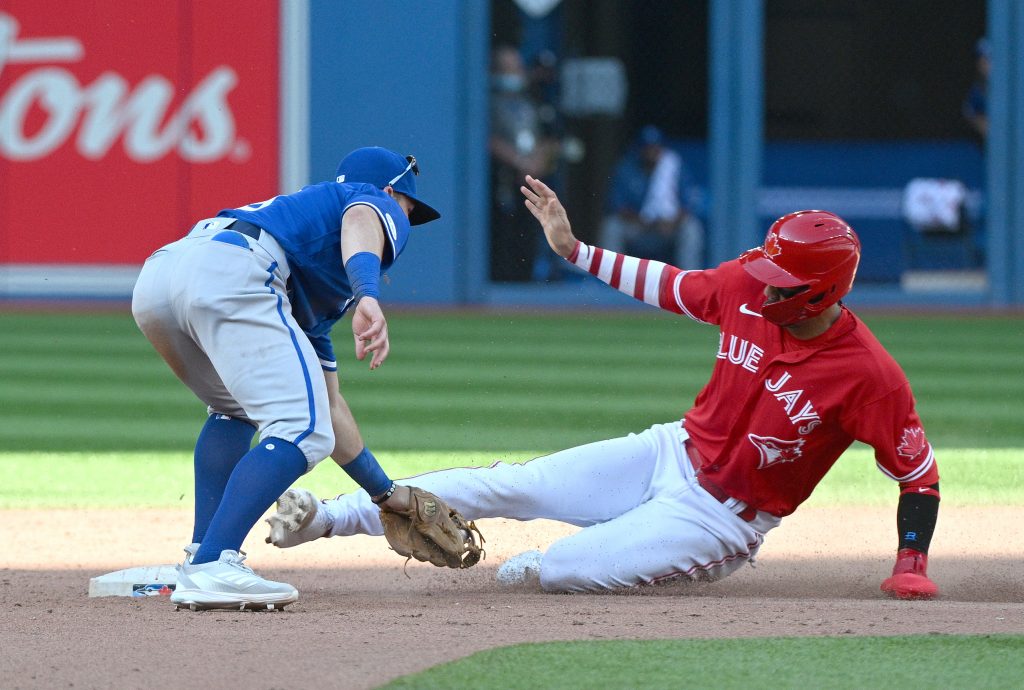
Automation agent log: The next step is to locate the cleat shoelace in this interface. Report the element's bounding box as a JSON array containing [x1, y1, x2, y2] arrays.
[[222, 551, 256, 575]]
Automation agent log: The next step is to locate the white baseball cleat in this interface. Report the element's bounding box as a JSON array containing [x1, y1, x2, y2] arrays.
[[170, 549, 298, 611], [496, 549, 543, 587], [265, 488, 332, 548]]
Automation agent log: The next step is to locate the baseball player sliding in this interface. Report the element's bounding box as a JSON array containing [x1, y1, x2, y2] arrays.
[[267, 175, 940, 600], [133, 147, 482, 611]]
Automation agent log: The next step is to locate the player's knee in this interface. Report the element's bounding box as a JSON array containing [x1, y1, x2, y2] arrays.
[[299, 425, 335, 470], [263, 421, 333, 472]]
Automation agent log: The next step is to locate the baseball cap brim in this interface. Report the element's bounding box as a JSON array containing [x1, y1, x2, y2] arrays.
[[739, 251, 805, 288], [407, 197, 441, 226]]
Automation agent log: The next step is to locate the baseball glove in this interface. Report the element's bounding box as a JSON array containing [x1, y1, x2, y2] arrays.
[[379, 487, 485, 571]]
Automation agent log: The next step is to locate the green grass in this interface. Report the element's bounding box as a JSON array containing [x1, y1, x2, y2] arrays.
[[0, 450, 538, 508], [1, 310, 1021, 508], [2, 310, 1021, 685], [1, 447, 1020, 509], [1, 311, 1022, 453], [382, 635, 1024, 690]]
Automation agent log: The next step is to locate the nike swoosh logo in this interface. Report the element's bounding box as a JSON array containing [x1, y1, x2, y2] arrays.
[[739, 303, 762, 317]]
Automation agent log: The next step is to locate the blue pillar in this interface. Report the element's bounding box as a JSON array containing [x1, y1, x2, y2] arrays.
[[986, 0, 1024, 306], [456, 0, 491, 304], [708, 0, 764, 266], [1013, 0, 1024, 306]]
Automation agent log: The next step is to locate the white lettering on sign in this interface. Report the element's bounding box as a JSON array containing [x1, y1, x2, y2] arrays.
[[0, 12, 243, 163]]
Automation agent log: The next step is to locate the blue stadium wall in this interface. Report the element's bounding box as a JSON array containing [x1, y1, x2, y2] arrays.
[[308, 1, 490, 306], [307, 1, 1022, 309]]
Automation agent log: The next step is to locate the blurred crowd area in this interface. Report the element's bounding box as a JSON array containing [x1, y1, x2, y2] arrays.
[[487, 0, 987, 286]]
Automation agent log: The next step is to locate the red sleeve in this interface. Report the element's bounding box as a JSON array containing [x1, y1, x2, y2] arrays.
[[842, 383, 940, 493], [660, 261, 738, 326]]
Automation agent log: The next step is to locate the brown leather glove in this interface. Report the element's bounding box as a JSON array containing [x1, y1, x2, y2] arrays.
[[379, 487, 485, 570]]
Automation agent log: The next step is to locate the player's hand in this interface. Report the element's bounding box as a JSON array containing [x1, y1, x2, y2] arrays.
[[521, 175, 577, 258], [351, 297, 390, 370]]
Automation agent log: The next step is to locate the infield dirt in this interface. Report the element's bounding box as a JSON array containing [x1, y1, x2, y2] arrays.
[[2, 506, 1022, 689]]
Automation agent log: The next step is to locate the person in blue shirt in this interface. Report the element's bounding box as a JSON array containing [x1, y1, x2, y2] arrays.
[[601, 125, 704, 269], [131, 146, 441, 610]]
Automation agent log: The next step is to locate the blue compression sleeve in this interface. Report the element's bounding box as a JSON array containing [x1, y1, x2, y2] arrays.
[[342, 447, 392, 497], [192, 437, 308, 564], [191, 414, 256, 544], [345, 252, 381, 301]]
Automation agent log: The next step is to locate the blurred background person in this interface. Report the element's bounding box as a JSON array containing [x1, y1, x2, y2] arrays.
[[489, 44, 560, 282], [962, 37, 989, 147], [601, 125, 704, 269]]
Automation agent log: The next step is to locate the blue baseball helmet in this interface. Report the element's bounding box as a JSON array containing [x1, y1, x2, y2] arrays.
[[335, 147, 441, 225]]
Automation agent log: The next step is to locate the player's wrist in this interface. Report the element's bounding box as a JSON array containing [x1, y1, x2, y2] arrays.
[[375, 484, 411, 510], [345, 251, 381, 302], [566, 239, 582, 263], [370, 481, 397, 505], [341, 447, 392, 497]]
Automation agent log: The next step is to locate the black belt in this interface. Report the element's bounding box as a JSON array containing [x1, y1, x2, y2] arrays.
[[228, 219, 263, 240]]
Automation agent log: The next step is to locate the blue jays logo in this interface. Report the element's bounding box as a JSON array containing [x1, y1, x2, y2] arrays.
[[748, 433, 805, 469]]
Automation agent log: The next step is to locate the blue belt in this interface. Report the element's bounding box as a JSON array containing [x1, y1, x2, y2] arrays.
[[228, 219, 263, 240], [211, 219, 264, 251]]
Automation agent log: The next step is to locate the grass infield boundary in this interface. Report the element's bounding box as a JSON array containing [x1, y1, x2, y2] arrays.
[[382, 635, 1024, 690]]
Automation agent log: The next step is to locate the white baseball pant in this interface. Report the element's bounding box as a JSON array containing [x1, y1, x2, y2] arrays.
[[131, 218, 335, 469], [320, 421, 780, 592]]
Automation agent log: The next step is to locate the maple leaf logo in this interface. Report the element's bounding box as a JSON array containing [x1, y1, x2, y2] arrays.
[[897, 426, 927, 459], [764, 232, 783, 258]]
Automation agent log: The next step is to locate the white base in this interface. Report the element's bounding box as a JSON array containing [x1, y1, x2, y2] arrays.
[[89, 565, 179, 598]]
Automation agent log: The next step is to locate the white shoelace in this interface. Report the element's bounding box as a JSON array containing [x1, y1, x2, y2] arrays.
[[220, 550, 255, 574]]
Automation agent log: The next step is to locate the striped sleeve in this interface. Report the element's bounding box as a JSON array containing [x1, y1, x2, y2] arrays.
[[568, 241, 705, 322]]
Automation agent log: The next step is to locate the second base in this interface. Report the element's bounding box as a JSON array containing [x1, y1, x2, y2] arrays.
[[88, 565, 179, 598]]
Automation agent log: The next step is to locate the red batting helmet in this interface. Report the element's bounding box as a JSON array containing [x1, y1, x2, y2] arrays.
[[739, 210, 861, 326]]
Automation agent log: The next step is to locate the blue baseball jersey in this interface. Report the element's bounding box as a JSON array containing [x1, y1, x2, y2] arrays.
[[218, 182, 412, 369]]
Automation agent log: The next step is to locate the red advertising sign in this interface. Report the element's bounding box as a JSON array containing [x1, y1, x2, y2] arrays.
[[0, 1, 280, 265]]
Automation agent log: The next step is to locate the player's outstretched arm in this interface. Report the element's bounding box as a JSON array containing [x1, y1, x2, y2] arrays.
[[522, 175, 689, 314]]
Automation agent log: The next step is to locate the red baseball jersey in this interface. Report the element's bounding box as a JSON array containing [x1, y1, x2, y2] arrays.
[[568, 244, 940, 517]]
